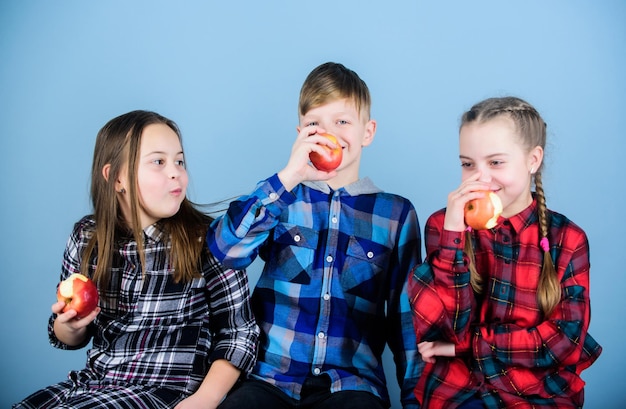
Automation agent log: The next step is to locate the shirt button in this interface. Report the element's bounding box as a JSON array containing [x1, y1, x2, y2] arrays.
[[294, 235, 301, 242], [318, 332, 325, 339], [326, 255, 333, 263], [269, 192, 278, 200], [367, 251, 374, 259], [323, 293, 330, 301], [331, 216, 338, 223], [313, 368, 321, 375], [454, 238, 461, 244]]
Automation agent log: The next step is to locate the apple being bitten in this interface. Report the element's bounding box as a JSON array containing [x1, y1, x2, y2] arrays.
[[309, 133, 343, 172], [464, 191, 503, 230], [57, 273, 99, 317]]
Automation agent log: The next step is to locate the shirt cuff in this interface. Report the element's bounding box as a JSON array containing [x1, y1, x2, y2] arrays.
[[434, 229, 466, 268], [261, 174, 296, 208]]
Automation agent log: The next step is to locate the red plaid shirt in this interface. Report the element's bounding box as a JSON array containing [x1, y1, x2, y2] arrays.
[[409, 199, 601, 408]]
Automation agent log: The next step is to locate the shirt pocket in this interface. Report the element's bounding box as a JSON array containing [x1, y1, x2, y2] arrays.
[[135, 271, 206, 326], [340, 236, 391, 303], [262, 223, 319, 285]]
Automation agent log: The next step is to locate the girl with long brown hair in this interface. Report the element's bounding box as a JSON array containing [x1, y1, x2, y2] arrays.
[[14, 110, 258, 409]]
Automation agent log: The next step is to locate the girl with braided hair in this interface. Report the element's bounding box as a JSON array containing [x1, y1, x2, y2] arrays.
[[408, 96, 601, 408]]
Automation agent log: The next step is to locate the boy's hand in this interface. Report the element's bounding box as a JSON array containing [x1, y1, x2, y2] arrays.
[[444, 172, 491, 232], [278, 126, 338, 191]]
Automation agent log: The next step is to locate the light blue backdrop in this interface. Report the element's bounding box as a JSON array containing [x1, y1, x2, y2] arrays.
[[1, 1, 624, 407]]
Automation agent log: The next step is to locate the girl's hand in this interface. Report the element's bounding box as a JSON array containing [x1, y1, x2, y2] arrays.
[[443, 172, 491, 232], [418, 341, 456, 364], [277, 126, 338, 191], [52, 301, 100, 346], [52, 301, 100, 328], [174, 393, 217, 409]]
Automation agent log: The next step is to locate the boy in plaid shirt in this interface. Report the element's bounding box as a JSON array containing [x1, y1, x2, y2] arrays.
[[208, 62, 422, 409]]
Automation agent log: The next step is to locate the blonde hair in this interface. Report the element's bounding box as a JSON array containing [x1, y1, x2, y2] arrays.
[[298, 62, 371, 120], [461, 97, 560, 316], [82, 111, 210, 293]]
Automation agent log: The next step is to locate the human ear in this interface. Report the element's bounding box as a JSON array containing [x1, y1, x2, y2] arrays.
[[102, 164, 111, 182], [529, 146, 544, 173], [102, 164, 126, 193], [361, 119, 377, 147]]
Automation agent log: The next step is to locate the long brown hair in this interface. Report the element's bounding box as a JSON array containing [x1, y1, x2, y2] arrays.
[[81, 110, 211, 292], [460, 97, 559, 316]]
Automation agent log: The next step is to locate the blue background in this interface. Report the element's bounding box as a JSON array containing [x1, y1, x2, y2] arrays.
[[1, 1, 624, 407]]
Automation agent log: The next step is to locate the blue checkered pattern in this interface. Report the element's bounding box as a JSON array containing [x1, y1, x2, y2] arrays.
[[208, 174, 422, 408]]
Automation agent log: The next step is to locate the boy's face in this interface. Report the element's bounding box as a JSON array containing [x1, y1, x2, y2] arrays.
[[298, 98, 376, 184]]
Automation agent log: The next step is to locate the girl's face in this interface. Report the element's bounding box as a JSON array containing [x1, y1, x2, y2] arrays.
[[298, 98, 376, 187], [119, 123, 188, 228], [459, 116, 542, 218]]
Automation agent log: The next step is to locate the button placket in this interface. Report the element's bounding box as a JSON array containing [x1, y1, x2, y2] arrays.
[[311, 191, 340, 375]]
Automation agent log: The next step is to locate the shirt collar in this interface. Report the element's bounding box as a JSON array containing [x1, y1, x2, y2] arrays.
[[503, 196, 538, 234], [302, 177, 383, 195], [143, 221, 167, 244]]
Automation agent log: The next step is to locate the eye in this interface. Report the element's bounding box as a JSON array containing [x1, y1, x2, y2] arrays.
[[337, 119, 349, 125], [153, 159, 165, 165], [490, 160, 503, 166], [460, 161, 472, 168], [305, 121, 318, 127], [176, 159, 185, 167]]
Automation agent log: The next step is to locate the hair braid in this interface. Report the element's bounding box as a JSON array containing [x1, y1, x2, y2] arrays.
[[465, 230, 483, 294], [534, 172, 560, 316]]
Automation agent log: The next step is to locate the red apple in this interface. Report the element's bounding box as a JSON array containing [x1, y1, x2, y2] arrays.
[[309, 133, 342, 172], [464, 191, 503, 230], [57, 273, 99, 317]]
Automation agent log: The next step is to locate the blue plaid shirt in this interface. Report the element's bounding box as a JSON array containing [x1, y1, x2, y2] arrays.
[[208, 174, 422, 408]]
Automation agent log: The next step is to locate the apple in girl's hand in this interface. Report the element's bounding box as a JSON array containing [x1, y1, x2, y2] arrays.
[[464, 191, 503, 230], [56, 273, 99, 317], [309, 133, 343, 172]]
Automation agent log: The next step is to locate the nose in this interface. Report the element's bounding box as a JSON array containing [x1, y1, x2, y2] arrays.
[[477, 171, 492, 183], [169, 163, 183, 179]]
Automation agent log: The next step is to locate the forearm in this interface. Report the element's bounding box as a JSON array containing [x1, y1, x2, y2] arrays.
[[191, 359, 241, 407], [207, 175, 290, 269], [393, 289, 422, 407], [476, 263, 593, 368], [476, 314, 589, 368], [391, 229, 422, 408], [410, 257, 475, 343], [52, 317, 89, 347], [413, 215, 476, 342], [206, 258, 259, 371]]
